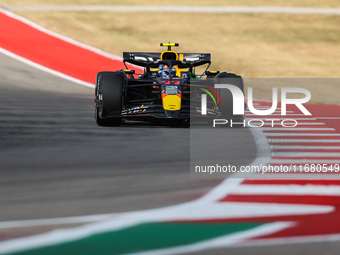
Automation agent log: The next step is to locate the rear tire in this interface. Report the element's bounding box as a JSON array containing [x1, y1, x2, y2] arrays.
[[215, 72, 245, 122], [95, 72, 125, 126]]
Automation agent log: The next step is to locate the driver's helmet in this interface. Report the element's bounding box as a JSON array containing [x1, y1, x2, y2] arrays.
[[158, 65, 176, 77], [158, 64, 169, 77]]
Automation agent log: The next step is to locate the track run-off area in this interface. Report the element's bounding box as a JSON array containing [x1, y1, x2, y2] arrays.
[[3, 5, 340, 15], [1, 6, 340, 255]]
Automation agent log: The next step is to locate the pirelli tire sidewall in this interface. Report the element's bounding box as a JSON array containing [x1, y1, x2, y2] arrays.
[[95, 72, 125, 126], [215, 72, 244, 121]]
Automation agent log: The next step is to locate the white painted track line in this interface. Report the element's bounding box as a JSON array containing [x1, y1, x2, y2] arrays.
[[0, 215, 113, 229], [261, 128, 335, 131], [248, 118, 317, 120], [270, 159, 340, 164], [273, 152, 340, 157], [272, 146, 340, 150], [295, 123, 326, 125], [255, 123, 325, 126], [266, 133, 340, 137], [315, 117, 340, 119], [0, 48, 95, 88], [245, 111, 294, 113], [247, 117, 317, 120], [275, 123, 325, 125], [250, 174, 340, 179], [269, 139, 340, 143], [231, 185, 340, 196], [246, 114, 307, 116], [248, 124, 327, 128], [4, 6, 340, 15], [247, 107, 282, 110]]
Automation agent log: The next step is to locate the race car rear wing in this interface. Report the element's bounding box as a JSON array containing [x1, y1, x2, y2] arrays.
[[123, 52, 211, 68]]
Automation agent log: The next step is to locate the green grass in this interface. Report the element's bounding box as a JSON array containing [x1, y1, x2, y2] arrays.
[[9, 222, 264, 255]]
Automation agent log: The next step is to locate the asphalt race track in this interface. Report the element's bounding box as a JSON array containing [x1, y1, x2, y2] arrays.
[[0, 52, 257, 222]]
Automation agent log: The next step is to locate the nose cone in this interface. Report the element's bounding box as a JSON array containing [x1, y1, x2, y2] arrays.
[[162, 94, 182, 111]]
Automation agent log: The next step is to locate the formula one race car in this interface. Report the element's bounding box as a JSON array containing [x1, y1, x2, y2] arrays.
[[95, 43, 244, 126]]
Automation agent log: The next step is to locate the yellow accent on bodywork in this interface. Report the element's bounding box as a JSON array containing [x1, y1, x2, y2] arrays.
[[161, 43, 177, 47], [162, 95, 181, 111], [179, 54, 184, 61], [173, 65, 188, 77], [161, 51, 178, 60]]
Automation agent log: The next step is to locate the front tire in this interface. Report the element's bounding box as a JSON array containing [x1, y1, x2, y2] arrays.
[[95, 72, 125, 126]]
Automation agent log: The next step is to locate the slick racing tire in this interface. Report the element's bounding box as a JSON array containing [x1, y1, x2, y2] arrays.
[[215, 72, 245, 122], [95, 72, 124, 126]]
